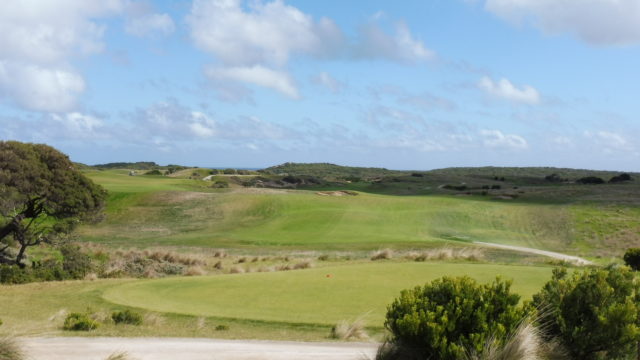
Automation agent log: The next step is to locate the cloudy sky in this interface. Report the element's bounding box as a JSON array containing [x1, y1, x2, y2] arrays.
[[1, 0, 639, 170]]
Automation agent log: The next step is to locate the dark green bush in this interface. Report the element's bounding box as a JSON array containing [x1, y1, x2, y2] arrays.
[[31, 259, 66, 281], [111, 310, 143, 325], [63, 313, 99, 331], [144, 169, 163, 176], [380, 276, 524, 360], [532, 267, 640, 360], [623, 248, 640, 271], [0, 265, 32, 284], [576, 176, 605, 184], [60, 244, 92, 279], [215, 324, 229, 331]]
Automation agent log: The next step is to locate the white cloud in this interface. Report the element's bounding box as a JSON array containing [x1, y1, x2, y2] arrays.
[[480, 129, 528, 149], [313, 72, 344, 93], [187, 0, 343, 66], [205, 65, 299, 99], [584, 130, 632, 151], [356, 22, 434, 63], [125, 13, 175, 37], [0, 0, 123, 112], [0, 62, 85, 113], [479, 76, 540, 105], [187, 0, 433, 99], [485, 0, 640, 45]]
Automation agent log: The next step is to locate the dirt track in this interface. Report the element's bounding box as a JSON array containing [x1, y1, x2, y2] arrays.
[[474, 241, 593, 265], [21, 337, 378, 360]]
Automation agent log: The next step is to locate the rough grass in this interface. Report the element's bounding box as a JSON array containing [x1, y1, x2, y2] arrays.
[[77, 170, 640, 258], [102, 262, 553, 327], [330, 317, 368, 340], [0, 337, 25, 360]]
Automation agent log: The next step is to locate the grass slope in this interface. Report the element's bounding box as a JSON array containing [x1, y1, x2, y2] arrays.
[[102, 262, 553, 327]]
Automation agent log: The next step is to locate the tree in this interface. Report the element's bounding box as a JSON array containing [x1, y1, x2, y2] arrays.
[[624, 248, 640, 271], [532, 266, 640, 360], [379, 276, 525, 360], [0, 141, 106, 267]]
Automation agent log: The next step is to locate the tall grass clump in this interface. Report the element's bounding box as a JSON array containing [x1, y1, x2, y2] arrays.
[[371, 249, 393, 261], [465, 317, 548, 360], [105, 352, 133, 360], [330, 317, 368, 340], [0, 337, 25, 360], [63, 312, 99, 331]]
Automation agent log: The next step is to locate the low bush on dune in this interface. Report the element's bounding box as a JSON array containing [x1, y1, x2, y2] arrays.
[[63, 312, 99, 331], [111, 310, 143, 325]]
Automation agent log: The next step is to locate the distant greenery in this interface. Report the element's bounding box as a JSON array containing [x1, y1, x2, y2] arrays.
[[263, 162, 407, 180], [93, 162, 160, 170]]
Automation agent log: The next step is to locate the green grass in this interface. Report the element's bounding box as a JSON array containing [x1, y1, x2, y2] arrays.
[[102, 262, 553, 327], [77, 170, 640, 257]]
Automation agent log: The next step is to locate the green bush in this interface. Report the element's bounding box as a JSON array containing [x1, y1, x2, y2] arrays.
[[111, 310, 143, 325], [532, 267, 640, 360], [63, 313, 99, 331], [623, 248, 640, 271], [0, 265, 32, 284], [31, 259, 66, 281], [215, 324, 229, 331], [60, 244, 92, 279], [379, 276, 524, 360]]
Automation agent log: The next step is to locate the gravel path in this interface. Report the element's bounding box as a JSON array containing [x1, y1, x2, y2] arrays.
[[474, 241, 593, 265], [21, 337, 378, 360]]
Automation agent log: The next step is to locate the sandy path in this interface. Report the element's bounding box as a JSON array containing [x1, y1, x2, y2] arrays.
[[21, 337, 378, 360], [474, 241, 593, 265]]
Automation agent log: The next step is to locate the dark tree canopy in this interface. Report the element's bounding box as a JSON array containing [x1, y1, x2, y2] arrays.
[[0, 141, 106, 266]]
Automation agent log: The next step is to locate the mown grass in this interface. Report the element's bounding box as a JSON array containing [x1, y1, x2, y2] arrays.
[[77, 170, 639, 258], [102, 262, 554, 327]]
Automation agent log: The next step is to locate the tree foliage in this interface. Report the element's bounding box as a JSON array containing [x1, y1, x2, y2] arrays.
[[0, 141, 106, 266], [380, 276, 525, 360], [532, 266, 640, 360]]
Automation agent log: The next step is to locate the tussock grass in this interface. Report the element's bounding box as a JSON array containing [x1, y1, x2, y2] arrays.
[[0, 337, 25, 360], [105, 351, 134, 360], [229, 266, 244, 274], [143, 313, 165, 326], [185, 266, 206, 276], [292, 260, 313, 270], [330, 317, 368, 340], [371, 249, 393, 261], [407, 247, 485, 262]]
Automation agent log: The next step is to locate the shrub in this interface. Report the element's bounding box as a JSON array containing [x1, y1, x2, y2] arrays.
[[532, 267, 639, 360], [111, 310, 143, 325], [0, 265, 32, 284], [215, 324, 229, 331], [609, 173, 632, 183], [31, 259, 66, 281], [63, 312, 99, 331], [576, 176, 604, 184], [60, 244, 92, 279], [0, 318, 3, 326], [0, 337, 25, 360], [379, 276, 524, 360], [623, 248, 640, 271]]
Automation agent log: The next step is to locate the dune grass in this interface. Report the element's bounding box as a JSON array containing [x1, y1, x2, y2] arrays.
[[102, 262, 553, 327]]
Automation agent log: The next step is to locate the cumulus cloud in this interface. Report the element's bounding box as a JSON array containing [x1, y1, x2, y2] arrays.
[[132, 100, 217, 140], [312, 72, 344, 93], [0, 1, 125, 112], [480, 129, 528, 149], [479, 76, 540, 105], [205, 65, 299, 99], [187, 0, 433, 99], [485, 0, 640, 45], [356, 22, 434, 63]]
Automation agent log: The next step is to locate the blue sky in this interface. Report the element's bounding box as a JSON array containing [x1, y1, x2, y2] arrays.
[[1, 0, 639, 170]]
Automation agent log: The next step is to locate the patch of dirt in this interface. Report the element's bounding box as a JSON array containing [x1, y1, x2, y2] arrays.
[[316, 191, 358, 197]]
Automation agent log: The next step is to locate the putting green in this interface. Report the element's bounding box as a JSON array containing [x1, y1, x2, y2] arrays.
[[103, 262, 553, 327]]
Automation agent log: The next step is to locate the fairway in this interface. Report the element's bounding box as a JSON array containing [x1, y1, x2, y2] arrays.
[[103, 262, 553, 327]]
